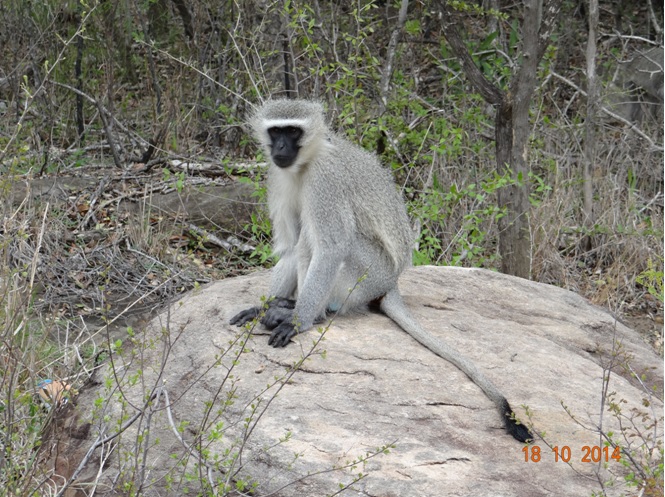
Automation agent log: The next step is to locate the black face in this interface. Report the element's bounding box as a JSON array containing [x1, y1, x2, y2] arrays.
[[268, 126, 303, 168]]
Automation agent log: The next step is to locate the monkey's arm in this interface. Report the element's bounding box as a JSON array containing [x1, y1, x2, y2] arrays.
[[268, 248, 344, 347], [268, 251, 298, 297], [229, 253, 298, 327]]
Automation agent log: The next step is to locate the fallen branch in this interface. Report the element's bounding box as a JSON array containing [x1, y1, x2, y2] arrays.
[[185, 222, 254, 253]]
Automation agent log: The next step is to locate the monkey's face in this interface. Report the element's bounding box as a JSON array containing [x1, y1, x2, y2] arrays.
[[268, 126, 303, 168]]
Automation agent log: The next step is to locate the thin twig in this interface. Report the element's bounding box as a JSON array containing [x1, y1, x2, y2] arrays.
[[28, 202, 49, 293]]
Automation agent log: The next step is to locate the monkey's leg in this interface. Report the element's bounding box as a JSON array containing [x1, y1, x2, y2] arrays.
[[263, 243, 315, 330], [268, 248, 345, 347], [330, 240, 400, 313], [268, 239, 395, 347], [262, 305, 333, 330], [261, 302, 294, 329]]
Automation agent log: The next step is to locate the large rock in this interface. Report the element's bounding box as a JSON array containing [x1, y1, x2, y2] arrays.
[[56, 266, 663, 496]]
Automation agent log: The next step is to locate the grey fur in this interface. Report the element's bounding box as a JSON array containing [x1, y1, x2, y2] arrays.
[[231, 99, 532, 443]]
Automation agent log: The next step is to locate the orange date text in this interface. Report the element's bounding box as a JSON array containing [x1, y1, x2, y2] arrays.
[[522, 445, 621, 463]]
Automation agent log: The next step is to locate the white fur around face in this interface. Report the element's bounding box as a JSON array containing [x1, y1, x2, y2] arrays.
[[261, 119, 308, 129], [256, 119, 309, 147]]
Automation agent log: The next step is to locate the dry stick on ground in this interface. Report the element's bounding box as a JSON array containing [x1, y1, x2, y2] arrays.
[[186, 223, 231, 251], [77, 177, 109, 230]]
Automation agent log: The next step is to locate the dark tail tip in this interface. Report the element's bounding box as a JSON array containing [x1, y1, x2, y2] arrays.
[[501, 398, 533, 443]]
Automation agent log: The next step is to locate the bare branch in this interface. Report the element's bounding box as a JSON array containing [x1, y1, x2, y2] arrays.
[[537, 0, 564, 60], [436, 0, 503, 105], [646, 0, 662, 36], [52, 80, 152, 154], [379, 0, 410, 114]]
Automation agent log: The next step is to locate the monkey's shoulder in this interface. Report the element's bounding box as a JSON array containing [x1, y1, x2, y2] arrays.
[[326, 133, 377, 161], [314, 134, 391, 182]]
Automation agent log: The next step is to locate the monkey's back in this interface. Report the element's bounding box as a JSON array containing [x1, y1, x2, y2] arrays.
[[307, 133, 414, 272]]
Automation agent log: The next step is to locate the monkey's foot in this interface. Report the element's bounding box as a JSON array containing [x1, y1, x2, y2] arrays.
[[268, 322, 298, 347]]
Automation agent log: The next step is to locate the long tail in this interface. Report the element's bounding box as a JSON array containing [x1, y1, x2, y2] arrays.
[[379, 289, 532, 443]]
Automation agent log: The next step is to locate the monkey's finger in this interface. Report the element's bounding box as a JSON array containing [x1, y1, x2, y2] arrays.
[[229, 307, 260, 326], [268, 323, 297, 347]]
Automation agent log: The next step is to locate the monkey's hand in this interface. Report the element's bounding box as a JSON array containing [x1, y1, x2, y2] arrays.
[[230, 298, 296, 327], [229, 307, 261, 326], [268, 322, 298, 347], [261, 307, 294, 330]]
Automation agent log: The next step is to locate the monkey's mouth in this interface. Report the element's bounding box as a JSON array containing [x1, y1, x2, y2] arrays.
[[272, 156, 296, 168]]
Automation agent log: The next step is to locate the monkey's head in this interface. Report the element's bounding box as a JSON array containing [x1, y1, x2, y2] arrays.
[[251, 99, 328, 172]]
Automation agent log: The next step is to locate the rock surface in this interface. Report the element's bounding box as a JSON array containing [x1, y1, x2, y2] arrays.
[[59, 266, 663, 496]]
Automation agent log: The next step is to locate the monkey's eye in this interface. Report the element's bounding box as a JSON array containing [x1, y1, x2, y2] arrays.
[[268, 126, 302, 141], [283, 126, 303, 139], [268, 126, 303, 147]]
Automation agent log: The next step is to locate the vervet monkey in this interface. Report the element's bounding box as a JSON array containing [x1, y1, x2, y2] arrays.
[[231, 99, 532, 443]]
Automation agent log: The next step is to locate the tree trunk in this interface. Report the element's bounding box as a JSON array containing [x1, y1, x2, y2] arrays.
[[495, 98, 532, 278], [495, 0, 545, 278], [438, 0, 562, 279], [583, 0, 599, 250]]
